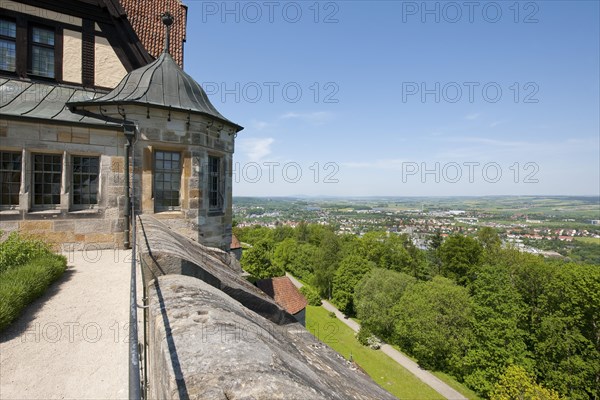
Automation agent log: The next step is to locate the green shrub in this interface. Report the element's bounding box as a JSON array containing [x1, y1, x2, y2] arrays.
[[328, 311, 336, 319], [0, 253, 67, 331], [356, 326, 372, 346], [0, 232, 51, 273], [300, 285, 322, 306]]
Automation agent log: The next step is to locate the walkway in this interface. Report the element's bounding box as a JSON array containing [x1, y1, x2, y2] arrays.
[[286, 273, 468, 400], [0, 248, 132, 399]]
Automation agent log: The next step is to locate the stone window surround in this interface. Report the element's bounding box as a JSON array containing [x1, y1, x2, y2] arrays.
[[0, 147, 103, 214], [153, 149, 182, 212]]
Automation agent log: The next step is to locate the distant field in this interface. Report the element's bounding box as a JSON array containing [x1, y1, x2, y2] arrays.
[[575, 237, 600, 245], [306, 305, 445, 400]]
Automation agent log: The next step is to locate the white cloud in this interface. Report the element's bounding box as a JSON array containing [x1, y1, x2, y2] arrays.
[[238, 138, 275, 162], [465, 113, 480, 120], [250, 120, 272, 131], [279, 111, 333, 124], [341, 159, 407, 169]]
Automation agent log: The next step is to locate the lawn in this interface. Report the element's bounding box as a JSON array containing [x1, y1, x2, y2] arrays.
[[0, 232, 67, 331], [575, 236, 600, 245], [306, 305, 445, 400]]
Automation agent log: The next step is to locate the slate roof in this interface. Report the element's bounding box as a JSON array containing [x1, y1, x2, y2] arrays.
[[257, 277, 308, 315], [0, 78, 119, 128], [119, 0, 187, 67], [68, 51, 243, 132]]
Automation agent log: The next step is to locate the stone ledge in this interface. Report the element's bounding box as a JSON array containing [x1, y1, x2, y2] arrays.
[[148, 274, 397, 400]]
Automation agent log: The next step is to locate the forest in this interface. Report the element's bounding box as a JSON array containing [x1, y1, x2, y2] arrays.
[[234, 222, 600, 399]]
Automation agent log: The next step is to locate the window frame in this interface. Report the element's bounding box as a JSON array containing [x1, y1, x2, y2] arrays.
[[208, 155, 224, 213], [71, 155, 100, 210], [153, 150, 182, 212], [0, 18, 17, 74], [0, 9, 65, 82], [32, 153, 62, 209], [0, 150, 22, 209], [28, 24, 56, 79]]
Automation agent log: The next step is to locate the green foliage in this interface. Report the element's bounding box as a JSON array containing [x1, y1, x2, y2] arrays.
[[306, 305, 446, 400], [0, 232, 51, 273], [462, 264, 533, 396], [532, 262, 600, 399], [394, 276, 472, 374], [491, 365, 562, 400], [240, 240, 283, 279], [234, 225, 273, 245], [0, 253, 67, 331], [233, 221, 600, 399], [439, 234, 483, 285], [332, 254, 374, 315], [477, 227, 502, 251], [299, 285, 321, 306], [356, 326, 372, 346], [354, 268, 416, 339], [312, 229, 341, 298], [273, 238, 317, 282]]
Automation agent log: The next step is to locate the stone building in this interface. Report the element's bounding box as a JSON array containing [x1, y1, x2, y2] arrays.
[[0, 0, 242, 250]]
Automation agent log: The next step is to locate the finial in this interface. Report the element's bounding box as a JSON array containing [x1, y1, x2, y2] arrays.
[[162, 12, 173, 54]]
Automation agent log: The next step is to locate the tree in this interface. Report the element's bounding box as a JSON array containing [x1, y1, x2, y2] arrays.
[[491, 365, 562, 400], [332, 254, 375, 315], [394, 276, 472, 373], [427, 229, 444, 276], [273, 238, 317, 282], [240, 240, 283, 279], [439, 234, 483, 285], [354, 268, 416, 339], [312, 229, 341, 298], [477, 226, 502, 251], [532, 262, 600, 399], [462, 264, 533, 396]]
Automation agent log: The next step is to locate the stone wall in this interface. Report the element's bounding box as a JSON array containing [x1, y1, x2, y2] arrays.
[[1, 104, 237, 251], [140, 216, 397, 400], [0, 119, 126, 249]]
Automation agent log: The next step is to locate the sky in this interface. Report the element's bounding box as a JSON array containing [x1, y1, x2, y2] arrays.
[[182, 0, 600, 197]]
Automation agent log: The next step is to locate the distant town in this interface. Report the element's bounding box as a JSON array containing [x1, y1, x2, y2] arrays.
[[234, 196, 600, 264]]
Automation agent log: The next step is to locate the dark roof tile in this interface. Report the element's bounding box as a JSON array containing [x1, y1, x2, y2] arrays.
[[257, 277, 308, 315], [119, 0, 187, 67]]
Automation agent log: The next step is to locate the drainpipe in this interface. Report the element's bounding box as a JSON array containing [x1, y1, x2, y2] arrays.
[[123, 124, 136, 249]]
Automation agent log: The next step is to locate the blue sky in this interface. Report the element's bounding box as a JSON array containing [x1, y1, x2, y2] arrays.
[[183, 1, 599, 196]]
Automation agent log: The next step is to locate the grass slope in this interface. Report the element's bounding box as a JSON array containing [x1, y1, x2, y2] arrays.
[[306, 305, 445, 400]]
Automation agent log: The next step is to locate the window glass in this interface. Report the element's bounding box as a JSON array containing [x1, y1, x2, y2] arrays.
[[72, 156, 99, 206], [154, 151, 181, 211], [209, 156, 222, 211], [31, 26, 54, 78], [33, 153, 61, 206], [0, 19, 16, 72], [0, 151, 21, 206]]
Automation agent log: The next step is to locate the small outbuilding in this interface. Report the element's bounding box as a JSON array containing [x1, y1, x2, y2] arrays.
[[256, 276, 308, 326]]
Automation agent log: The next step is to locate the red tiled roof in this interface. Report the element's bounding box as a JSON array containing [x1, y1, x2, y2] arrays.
[[119, 0, 187, 67], [231, 234, 241, 249], [257, 277, 307, 315]]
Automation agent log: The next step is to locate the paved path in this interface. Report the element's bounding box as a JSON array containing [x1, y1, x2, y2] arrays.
[[1, 248, 133, 399], [286, 273, 468, 400]]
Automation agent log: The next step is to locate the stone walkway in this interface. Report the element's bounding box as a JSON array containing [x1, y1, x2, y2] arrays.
[[0, 248, 132, 399], [286, 273, 468, 400]]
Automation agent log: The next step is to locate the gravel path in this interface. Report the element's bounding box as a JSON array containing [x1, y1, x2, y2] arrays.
[[1, 248, 132, 400], [286, 273, 468, 400]]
